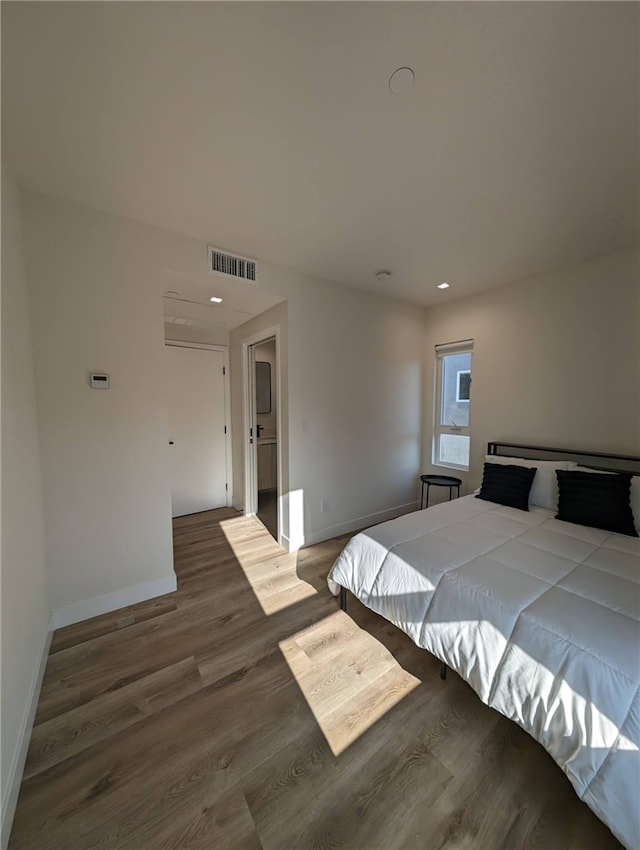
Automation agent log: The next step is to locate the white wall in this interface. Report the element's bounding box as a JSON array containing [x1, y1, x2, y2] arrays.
[[231, 269, 424, 550], [422, 250, 640, 493], [286, 275, 424, 547], [19, 190, 424, 616], [21, 192, 176, 626], [1, 169, 50, 846]]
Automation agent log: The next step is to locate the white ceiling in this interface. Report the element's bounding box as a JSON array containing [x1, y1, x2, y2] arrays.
[[162, 279, 283, 333], [3, 2, 638, 308]]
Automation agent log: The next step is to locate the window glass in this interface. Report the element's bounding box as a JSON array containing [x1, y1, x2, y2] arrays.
[[439, 434, 470, 467], [433, 342, 473, 470], [440, 353, 471, 427]]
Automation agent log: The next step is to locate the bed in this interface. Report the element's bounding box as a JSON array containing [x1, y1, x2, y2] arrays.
[[327, 443, 640, 850]]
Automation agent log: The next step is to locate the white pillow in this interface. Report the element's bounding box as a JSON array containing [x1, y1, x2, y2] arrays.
[[484, 455, 570, 511], [568, 463, 640, 532]]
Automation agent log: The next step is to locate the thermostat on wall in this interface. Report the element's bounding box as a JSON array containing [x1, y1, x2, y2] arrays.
[[90, 372, 110, 389]]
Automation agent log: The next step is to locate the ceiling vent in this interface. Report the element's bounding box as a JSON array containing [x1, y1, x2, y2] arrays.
[[208, 245, 257, 284]]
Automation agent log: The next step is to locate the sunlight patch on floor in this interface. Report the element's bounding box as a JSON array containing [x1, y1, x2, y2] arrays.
[[220, 517, 318, 615], [280, 610, 420, 756]]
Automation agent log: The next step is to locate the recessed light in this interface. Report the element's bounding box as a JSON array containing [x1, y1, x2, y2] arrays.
[[375, 270, 392, 281], [437, 282, 450, 290], [209, 296, 223, 303]]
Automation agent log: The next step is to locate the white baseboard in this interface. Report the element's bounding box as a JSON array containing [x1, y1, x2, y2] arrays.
[[280, 532, 300, 553], [232, 499, 244, 512], [1, 626, 52, 850], [50, 574, 177, 630], [290, 500, 421, 551]]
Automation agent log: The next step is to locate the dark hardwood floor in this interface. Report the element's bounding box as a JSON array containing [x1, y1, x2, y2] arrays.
[[9, 508, 622, 849], [257, 488, 278, 541]]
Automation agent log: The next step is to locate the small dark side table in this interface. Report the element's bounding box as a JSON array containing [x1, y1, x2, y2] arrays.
[[420, 474, 462, 509]]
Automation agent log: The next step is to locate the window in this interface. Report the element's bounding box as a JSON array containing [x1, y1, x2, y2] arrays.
[[433, 340, 473, 470]]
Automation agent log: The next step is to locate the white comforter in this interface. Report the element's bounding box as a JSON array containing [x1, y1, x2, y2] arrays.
[[327, 495, 640, 849]]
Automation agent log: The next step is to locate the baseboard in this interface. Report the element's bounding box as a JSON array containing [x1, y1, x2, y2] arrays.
[[280, 532, 300, 554], [290, 500, 420, 551], [1, 625, 52, 850], [232, 499, 244, 512], [50, 574, 177, 630]]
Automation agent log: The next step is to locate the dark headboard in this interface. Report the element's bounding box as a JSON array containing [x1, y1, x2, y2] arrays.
[[487, 442, 640, 476]]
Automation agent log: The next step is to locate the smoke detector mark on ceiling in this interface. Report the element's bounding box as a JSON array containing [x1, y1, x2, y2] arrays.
[[389, 67, 415, 94]]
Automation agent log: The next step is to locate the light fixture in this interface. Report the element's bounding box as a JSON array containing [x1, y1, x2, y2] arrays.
[[165, 290, 180, 297], [209, 296, 223, 303], [437, 282, 450, 290], [376, 270, 392, 281]]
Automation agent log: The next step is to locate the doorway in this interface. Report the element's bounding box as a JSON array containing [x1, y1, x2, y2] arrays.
[[166, 342, 231, 517], [254, 338, 277, 538], [243, 329, 280, 544]]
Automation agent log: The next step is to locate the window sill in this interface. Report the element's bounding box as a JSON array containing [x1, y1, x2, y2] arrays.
[[432, 461, 469, 473]]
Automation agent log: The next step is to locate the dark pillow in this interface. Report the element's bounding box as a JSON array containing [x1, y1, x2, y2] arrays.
[[556, 470, 638, 537], [476, 462, 536, 511]]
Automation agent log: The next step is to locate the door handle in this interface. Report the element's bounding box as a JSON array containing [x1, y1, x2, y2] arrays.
[[169, 440, 174, 445]]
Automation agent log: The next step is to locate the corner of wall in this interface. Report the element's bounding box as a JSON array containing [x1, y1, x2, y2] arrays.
[[50, 574, 178, 630], [1, 168, 52, 849], [0, 626, 51, 850]]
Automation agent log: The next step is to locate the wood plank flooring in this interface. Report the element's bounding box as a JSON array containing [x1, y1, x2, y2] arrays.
[[9, 508, 623, 849]]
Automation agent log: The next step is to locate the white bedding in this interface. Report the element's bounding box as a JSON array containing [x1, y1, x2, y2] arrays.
[[327, 495, 640, 849]]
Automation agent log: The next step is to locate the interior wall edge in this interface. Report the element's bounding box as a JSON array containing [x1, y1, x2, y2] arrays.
[[1, 164, 51, 847], [0, 626, 52, 850]]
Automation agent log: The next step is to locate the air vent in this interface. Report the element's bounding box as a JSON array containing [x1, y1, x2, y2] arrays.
[[207, 245, 257, 284]]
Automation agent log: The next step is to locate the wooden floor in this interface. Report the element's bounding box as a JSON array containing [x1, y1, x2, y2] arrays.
[[257, 488, 278, 541], [10, 508, 622, 850]]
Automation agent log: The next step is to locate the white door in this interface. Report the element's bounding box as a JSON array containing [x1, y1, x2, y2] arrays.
[[166, 345, 228, 517]]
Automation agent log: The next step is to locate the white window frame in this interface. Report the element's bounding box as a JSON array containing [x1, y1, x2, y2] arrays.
[[432, 340, 473, 471]]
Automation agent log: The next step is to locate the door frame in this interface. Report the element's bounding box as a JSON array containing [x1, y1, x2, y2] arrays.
[[242, 325, 281, 544], [165, 340, 233, 508]]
